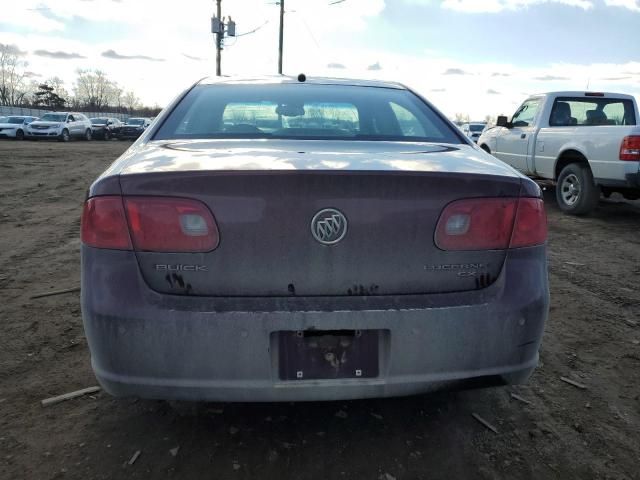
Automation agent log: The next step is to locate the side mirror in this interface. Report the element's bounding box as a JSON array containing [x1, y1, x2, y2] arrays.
[[496, 115, 509, 127]]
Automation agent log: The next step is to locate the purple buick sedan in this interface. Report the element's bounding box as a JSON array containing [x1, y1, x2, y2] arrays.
[[81, 75, 548, 402]]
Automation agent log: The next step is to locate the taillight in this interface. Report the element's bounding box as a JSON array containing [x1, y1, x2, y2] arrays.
[[620, 136, 640, 161], [124, 197, 219, 252], [510, 198, 548, 248], [435, 197, 546, 251], [81, 196, 132, 250]]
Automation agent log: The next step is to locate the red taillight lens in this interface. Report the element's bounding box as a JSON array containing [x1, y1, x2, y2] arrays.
[[81, 196, 132, 250], [620, 135, 640, 161], [435, 197, 546, 251], [510, 198, 547, 248], [124, 197, 219, 252]]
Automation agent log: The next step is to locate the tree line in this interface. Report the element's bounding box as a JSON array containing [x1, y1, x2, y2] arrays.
[[0, 43, 161, 116]]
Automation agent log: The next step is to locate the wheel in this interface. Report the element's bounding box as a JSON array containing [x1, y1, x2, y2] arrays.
[[59, 129, 70, 142], [16, 129, 24, 140], [84, 129, 92, 141], [480, 144, 491, 153], [104, 130, 111, 140], [555, 163, 599, 215]]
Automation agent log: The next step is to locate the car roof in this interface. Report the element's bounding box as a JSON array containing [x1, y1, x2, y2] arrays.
[[529, 91, 636, 100], [198, 75, 406, 90]]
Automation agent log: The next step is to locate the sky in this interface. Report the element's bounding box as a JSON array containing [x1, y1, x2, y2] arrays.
[[1, 0, 639, 119]]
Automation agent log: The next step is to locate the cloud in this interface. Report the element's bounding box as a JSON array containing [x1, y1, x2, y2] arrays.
[[24, 71, 42, 78], [604, 0, 640, 11], [431, 88, 446, 92], [492, 72, 510, 77], [33, 49, 86, 59], [443, 68, 470, 75], [182, 53, 205, 61], [534, 75, 570, 80], [367, 61, 382, 71], [101, 49, 165, 61], [601, 76, 631, 80], [436, 0, 594, 13], [487, 88, 501, 94], [1, 44, 27, 56], [327, 62, 346, 69]]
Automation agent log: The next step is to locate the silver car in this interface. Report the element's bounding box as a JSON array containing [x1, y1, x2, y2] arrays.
[[26, 112, 93, 141]]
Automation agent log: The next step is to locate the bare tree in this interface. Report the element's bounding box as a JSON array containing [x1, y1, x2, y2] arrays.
[[0, 43, 29, 106], [73, 69, 121, 110], [46, 76, 70, 101], [454, 112, 470, 124], [123, 90, 141, 113]]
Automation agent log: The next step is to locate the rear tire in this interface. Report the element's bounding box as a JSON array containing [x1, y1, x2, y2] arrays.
[[556, 162, 599, 215], [104, 130, 111, 140], [16, 129, 24, 140], [480, 144, 491, 154], [84, 129, 92, 141]]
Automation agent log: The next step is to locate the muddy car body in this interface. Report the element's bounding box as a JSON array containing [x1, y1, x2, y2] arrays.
[[81, 76, 549, 402]]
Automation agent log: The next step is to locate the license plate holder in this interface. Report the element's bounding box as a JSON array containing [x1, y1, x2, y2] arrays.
[[278, 329, 379, 381]]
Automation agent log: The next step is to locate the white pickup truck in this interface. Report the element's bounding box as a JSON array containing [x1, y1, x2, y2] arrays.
[[478, 91, 640, 214]]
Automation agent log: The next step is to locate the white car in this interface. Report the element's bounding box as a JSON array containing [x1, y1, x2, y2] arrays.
[[0, 116, 38, 140], [26, 112, 93, 142], [478, 91, 640, 214], [460, 122, 486, 143]]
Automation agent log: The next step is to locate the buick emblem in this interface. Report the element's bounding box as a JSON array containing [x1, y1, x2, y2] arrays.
[[311, 208, 348, 245]]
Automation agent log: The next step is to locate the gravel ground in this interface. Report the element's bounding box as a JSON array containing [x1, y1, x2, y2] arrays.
[[1, 140, 639, 480]]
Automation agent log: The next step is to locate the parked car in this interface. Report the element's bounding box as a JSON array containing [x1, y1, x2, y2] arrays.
[[26, 112, 93, 141], [460, 122, 486, 143], [119, 117, 151, 140], [0, 115, 38, 140], [81, 75, 549, 403], [90, 117, 123, 140], [478, 91, 640, 214]]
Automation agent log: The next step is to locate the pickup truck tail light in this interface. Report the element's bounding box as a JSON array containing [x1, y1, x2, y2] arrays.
[[435, 197, 547, 251], [619, 135, 640, 161], [81, 196, 219, 252]]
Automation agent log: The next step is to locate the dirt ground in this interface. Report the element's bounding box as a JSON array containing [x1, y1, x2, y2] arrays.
[[0, 139, 639, 480]]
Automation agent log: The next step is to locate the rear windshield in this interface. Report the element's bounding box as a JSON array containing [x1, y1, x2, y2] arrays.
[[90, 118, 108, 123], [469, 124, 485, 132], [154, 84, 462, 143], [127, 118, 145, 125], [549, 97, 637, 126]]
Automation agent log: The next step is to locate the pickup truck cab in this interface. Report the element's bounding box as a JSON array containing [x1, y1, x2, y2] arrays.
[[478, 92, 640, 214]]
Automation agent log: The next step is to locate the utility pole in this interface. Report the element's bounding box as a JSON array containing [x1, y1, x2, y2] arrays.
[[216, 0, 222, 76], [278, 0, 284, 74], [211, 1, 235, 76]]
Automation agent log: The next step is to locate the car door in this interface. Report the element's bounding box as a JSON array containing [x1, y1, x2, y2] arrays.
[[66, 114, 77, 136], [494, 98, 541, 173]]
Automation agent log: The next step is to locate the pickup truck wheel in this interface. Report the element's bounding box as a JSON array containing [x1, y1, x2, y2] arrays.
[[556, 163, 599, 215]]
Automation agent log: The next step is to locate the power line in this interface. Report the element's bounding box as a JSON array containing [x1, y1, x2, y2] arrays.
[[234, 20, 270, 37]]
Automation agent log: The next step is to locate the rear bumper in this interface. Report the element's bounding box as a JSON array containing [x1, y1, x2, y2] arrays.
[[81, 246, 549, 402]]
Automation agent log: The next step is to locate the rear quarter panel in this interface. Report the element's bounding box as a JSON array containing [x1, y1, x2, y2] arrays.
[[534, 125, 640, 180]]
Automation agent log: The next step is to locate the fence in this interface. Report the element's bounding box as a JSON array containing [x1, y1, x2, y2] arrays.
[[0, 105, 130, 121]]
